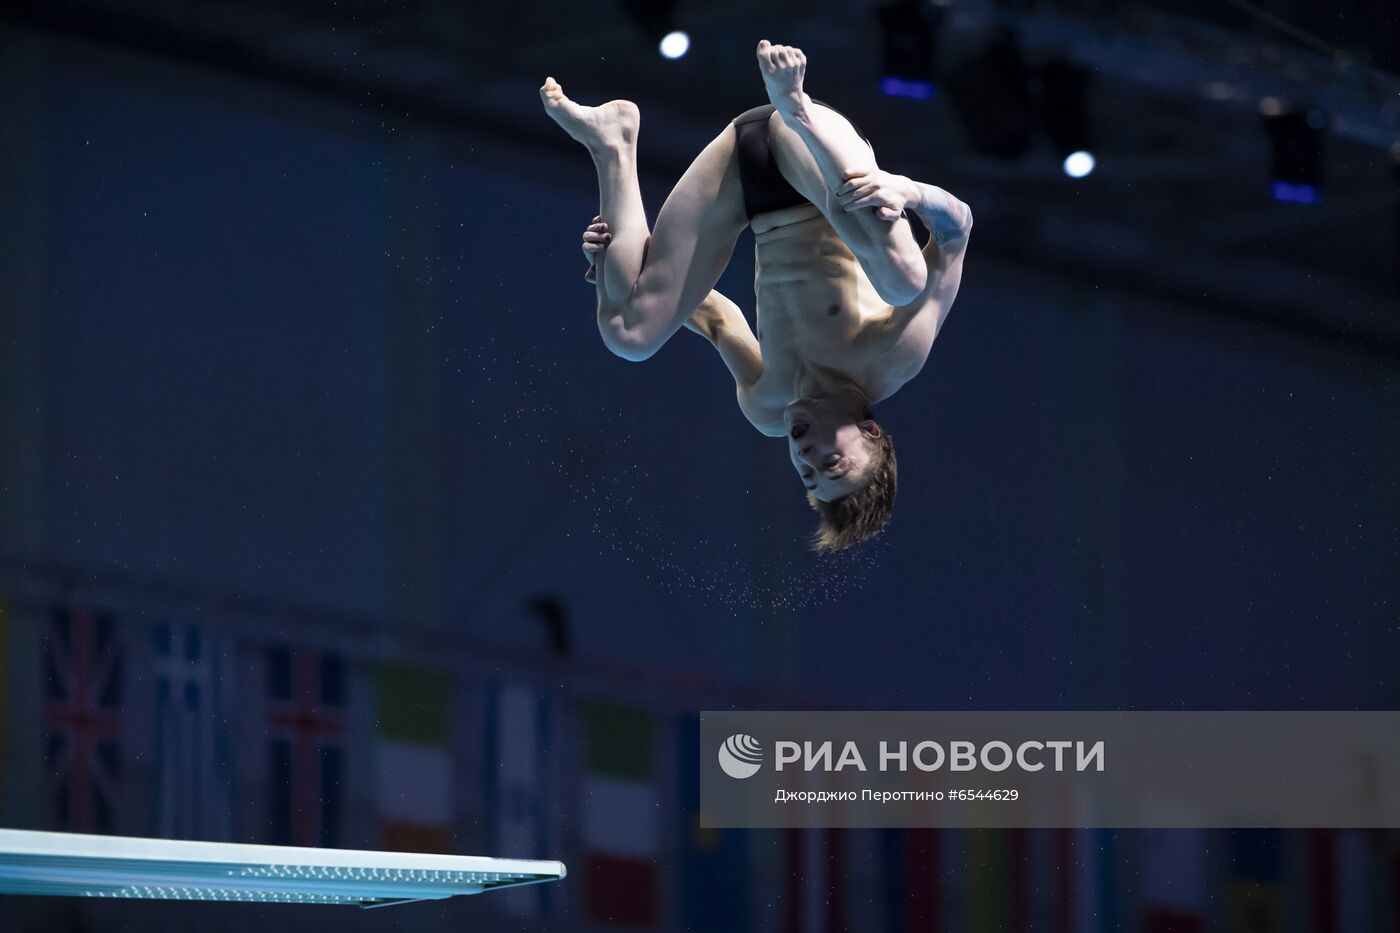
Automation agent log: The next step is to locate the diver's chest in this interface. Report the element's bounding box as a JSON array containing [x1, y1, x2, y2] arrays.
[[754, 280, 880, 350]]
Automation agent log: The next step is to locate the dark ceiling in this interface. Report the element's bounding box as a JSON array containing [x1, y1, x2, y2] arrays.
[[5, 0, 1399, 352]]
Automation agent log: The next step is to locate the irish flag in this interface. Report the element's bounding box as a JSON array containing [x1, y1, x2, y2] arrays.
[[375, 663, 453, 853], [580, 699, 659, 927]]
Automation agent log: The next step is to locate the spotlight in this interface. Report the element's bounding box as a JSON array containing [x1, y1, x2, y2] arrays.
[[876, 0, 944, 99], [944, 29, 1034, 157], [620, 0, 686, 60], [659, 30, 690, 60], [1264, 109, 1325, 203], [1063, 150, 1096, 178], [1040, 60, 1093, 175]]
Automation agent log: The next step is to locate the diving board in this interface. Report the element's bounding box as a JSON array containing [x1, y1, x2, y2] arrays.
[[0, 829, 565, 908]]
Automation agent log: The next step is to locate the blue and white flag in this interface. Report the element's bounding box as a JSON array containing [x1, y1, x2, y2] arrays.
[[151, 619, 234, 841], [484, 678, 556, 917]]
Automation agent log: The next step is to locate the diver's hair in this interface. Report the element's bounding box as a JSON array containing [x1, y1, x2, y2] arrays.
[[806, 423, 896, 553]]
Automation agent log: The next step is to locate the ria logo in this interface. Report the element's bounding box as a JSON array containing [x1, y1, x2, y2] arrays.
[[718, 734, 763, 779]]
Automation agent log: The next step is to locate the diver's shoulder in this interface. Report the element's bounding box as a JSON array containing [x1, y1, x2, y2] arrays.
[[737, 383, 788, 437]]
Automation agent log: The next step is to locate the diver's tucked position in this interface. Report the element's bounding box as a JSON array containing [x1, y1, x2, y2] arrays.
[[541, 40, 972, 550]]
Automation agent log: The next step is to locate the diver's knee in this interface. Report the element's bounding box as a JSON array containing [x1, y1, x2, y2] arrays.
[[612, 339, 659, 363], [599, 320, 661, 362]]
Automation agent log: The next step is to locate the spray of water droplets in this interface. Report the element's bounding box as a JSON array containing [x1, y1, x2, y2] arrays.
[[454, 348, 883, 614], [567, 439, 884, 614]]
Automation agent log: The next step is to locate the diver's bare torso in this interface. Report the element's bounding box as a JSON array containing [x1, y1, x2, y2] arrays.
[[553, 39, 971, 435], [737, 203, 932, 436]]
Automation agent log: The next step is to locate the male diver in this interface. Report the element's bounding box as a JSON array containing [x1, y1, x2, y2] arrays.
[[542, 40, 972, 550]]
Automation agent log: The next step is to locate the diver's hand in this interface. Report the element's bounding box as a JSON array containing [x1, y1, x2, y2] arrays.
[[581, 215, 610, 284], [835, 169, 915, 222]]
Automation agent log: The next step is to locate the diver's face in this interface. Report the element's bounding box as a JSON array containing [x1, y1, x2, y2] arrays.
[[787, 408, 881, 502]]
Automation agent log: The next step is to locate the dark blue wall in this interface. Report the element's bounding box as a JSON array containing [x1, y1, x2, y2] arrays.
[[5, 36, 1398, 706], [2, 28, 1399, 933]]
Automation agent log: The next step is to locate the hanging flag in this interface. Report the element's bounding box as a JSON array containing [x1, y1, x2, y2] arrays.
[[1050, 827, 1075, 933], [831, 829, 876, 931], [967, 828, 1012, 933], [0, 593, 8, 792], [1141, 828, 1208, 933], [1226, 829, 1286, 933], [485, 678, 555, 917], [1010, 828, 1031, 931], [1006, 828, 1076, 933], [376, 663, 453, 853], [151, 619, 234, 841], [838, 828, 890, 932], [1018, 829, 1053, 933], [677, 714, 748, 932], [580, 698, 659, 928], [264, 644, 345, 847], [882, 829, 942, 933], [1390, 833, 1400, 931], [1335, 829, 1372, 933], [44, 605, 124, 833], [1305, 829, 1337, 933], [1070, 827, 1120, 933], [783, 827, 845, 933]]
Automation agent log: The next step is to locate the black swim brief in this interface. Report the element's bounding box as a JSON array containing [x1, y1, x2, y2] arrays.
[[730, 100, 870, 222]]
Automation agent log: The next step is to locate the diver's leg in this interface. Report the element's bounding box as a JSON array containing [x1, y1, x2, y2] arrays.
[[755, 42, 927, 306], [539, 79, 647, 307], [541, 78, 747, 360]]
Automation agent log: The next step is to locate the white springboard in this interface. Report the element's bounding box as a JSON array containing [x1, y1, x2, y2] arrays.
[[0, 828, 565, 908]]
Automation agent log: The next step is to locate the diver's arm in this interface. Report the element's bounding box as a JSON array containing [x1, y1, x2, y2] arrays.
[[907, 181, 972, 333], [686, 290, 764, 388], [896, 178, 974, 323], [769, 106, 927, 307], [862, 180, 972, 355], [584, 222, 760, 384], [759, 41, 926, 306], [909, 181, 973, 273]]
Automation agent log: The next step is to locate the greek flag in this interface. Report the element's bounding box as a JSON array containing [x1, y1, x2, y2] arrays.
[[151, 619, 233, 840]]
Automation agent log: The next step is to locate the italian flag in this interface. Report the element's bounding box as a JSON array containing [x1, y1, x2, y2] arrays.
[[581, 699, 658, 927], [375, 664, 453, 853]]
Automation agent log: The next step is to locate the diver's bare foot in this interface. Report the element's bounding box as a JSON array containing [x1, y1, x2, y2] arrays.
[[539, 78, 639, 155], [756, 40, 809, 118]]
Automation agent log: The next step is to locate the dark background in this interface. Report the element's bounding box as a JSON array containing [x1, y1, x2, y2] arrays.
[[0, 0, 1398, 930]]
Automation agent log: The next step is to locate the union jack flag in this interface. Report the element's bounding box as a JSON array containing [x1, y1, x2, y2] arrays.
[[265, 644, 345, 847], [44, 605, 124, 832]]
